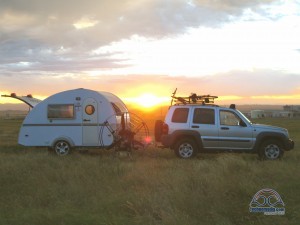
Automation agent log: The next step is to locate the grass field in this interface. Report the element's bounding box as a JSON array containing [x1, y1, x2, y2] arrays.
[[0, 115, 299, 225]]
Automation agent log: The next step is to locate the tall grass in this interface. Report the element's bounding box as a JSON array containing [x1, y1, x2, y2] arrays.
[[0, 117, 299, 225]]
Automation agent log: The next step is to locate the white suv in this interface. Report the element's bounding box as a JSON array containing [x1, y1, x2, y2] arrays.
[[155, 92, 294, 160]]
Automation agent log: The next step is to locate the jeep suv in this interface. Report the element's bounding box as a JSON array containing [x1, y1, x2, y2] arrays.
[[155, 92, 294, 160]]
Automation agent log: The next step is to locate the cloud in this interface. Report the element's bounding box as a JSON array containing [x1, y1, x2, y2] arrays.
[[0, 1, 282, 47], [0, 0, 280, 73], [1, 69, 299, 102], [2, 0, 297, 107]]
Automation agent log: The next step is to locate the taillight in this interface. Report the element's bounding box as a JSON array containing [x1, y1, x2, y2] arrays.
[[162, 123, 169, 135], [144, 136, 152, 144]]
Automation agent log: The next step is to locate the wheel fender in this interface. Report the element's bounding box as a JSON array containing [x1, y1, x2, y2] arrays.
[[51, 136, 75, 148], [254, 132, 286, 151], [170, 130, 203, 149]]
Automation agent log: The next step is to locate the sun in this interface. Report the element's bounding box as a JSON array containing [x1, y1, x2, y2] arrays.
[[124, 93, 169, 109], [136, 93, 162, 108]]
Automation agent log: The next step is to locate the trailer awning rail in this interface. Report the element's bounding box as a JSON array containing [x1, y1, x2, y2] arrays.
[[1, 93, 42, 108]]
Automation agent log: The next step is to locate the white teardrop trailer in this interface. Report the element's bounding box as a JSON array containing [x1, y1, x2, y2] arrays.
[[2, 88, 150, 155]]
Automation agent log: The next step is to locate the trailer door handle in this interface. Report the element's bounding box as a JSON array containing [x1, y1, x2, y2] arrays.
[[221, 127, 229, 130], [192, 125, 199, 128], [83, 119, 91, 122]]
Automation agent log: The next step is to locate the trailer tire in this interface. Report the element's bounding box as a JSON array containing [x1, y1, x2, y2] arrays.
[[54, 140, 71, 156]]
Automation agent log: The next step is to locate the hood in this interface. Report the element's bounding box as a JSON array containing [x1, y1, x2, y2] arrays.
[[252, 124, 287, 133]]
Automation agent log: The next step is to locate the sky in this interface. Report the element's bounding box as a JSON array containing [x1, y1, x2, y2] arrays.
[[1, 0, 300, 109]]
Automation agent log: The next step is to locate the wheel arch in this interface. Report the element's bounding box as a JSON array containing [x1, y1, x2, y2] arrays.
[[51, 136, 75, 148], [169, 130, 203, 150], [254, 132, 286, 151]]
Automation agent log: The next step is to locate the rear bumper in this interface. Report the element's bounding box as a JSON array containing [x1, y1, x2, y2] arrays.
[[284, 138, 294, 151]]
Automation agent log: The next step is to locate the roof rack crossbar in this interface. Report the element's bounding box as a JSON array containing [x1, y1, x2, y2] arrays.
[[170, 89, 218, 106]]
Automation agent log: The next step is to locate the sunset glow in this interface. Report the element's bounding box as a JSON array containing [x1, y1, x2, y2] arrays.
[[124, 93, 170, 109]]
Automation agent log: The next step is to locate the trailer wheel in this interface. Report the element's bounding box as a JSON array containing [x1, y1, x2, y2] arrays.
[[54, 140, 71, 156]]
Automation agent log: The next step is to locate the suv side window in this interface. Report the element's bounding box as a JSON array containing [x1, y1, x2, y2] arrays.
[[193, 108, 215, 124], [172, 108, 189, 123], [220, 110, 240, 126]]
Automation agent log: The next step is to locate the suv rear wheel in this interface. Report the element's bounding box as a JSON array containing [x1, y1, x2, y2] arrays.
[[258, 139, 283, 160], [174, 138, 197, 159]]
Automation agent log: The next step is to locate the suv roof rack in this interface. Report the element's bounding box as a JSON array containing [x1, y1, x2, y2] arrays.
[[171, 88, 218, 106]]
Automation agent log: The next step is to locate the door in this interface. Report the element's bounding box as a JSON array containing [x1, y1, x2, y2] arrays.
[[191, 108, 219, 149], [82, 98, 99, 146], [218, 110, 254, 149]]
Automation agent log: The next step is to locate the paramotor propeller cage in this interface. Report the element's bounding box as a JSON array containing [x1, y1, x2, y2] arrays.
[[170, 88, 218, 106], [103, 112, 150, 152]]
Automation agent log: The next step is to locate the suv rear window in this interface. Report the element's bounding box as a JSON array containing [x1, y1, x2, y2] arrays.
[[172, 108, 189, 123], [193, 108, 215, 124]]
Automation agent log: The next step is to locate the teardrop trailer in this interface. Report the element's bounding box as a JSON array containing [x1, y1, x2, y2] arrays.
[[2, 88, 150, 155]]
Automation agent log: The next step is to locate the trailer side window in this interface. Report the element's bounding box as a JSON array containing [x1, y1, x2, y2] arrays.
[[85, 105, 95, 115], [111, 102, 126, 115], [48, 104, 74, 119]]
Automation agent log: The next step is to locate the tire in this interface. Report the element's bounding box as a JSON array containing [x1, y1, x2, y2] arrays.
[[54, 140, 71, 156], [154, 120, 163, 142], [174, 138, 198, 159], [258, 139, 284, 160]]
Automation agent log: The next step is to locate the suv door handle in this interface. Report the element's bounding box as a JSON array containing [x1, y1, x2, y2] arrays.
[[221, 127, 229, 130], [83, 119, 91, 122], [192, 125, 199, 128]]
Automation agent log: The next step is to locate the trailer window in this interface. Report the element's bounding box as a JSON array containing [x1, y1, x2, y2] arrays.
[[111, 103, 121, 115], [48, 104, 74, 119], [111, 102, 127, 115], [85, 105, 95, 115]]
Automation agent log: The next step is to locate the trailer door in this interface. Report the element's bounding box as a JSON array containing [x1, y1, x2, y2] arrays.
[[82, 98, 99, 146]]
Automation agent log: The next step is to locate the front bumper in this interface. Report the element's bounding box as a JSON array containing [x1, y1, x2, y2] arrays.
[[284, 138, 294, 151]]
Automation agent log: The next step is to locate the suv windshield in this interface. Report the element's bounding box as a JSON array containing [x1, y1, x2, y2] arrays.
[[236, 110, 252, 124]]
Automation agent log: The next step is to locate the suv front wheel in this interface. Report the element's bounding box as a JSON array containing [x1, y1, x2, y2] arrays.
[[174, 138, 198, 159], [258, 139, 284, 160]]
